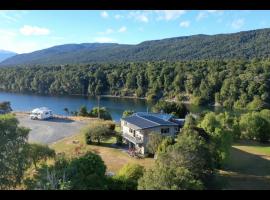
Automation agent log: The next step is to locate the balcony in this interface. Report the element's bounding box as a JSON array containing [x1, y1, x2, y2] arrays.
[[123, 133, 143, 144]]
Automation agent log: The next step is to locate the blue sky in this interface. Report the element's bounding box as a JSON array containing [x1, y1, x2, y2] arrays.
[[0, 10, 270, 53]]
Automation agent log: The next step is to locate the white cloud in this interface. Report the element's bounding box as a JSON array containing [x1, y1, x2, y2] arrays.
[[207, 10, 224, 14], [101, 11, 109, 18], [196, 10, 224, 21], [0, 29, 43, 53], [114, 14, 123, 20], [196, 11, 208, 21], [118, 26, 127, 33], [20, 25, 50, 36], [231, 19, 244, 29], [179, 21, 190, 28], [128, 11, 149, 23], [93, 37, 116, 43], [156, 10, 186, 21], [98, 28, 114, 35]]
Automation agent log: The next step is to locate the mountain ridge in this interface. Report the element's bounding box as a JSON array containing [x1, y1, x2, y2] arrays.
[[0, 50, 17, 63], [1, 28, 270, 67]]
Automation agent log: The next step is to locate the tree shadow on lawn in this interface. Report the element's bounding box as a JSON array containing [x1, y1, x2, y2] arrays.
[[88, 141, 129, 151], [233, 139, 270, 147], [223, 147, 270, 176]]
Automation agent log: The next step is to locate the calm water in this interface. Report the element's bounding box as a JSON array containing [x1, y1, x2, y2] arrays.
[[0, 91, 241, 121], [0, 92, 151, 121]]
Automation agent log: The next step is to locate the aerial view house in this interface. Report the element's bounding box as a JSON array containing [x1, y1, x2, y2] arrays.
[[121, 112, 185, 155]]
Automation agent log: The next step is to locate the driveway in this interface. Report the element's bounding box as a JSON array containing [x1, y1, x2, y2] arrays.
[[16, 113, 88, 144]]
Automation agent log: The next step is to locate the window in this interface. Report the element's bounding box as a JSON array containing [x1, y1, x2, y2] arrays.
[[161, 128, 170, 134], [129, 128, 133, 133]]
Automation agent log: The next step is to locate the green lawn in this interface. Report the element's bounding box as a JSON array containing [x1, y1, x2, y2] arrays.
[[217, 140, 270, 190], [50, 124, 154, 173]]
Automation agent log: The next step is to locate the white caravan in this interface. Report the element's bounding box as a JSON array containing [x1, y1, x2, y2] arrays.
[[30, 107, 53, 120]]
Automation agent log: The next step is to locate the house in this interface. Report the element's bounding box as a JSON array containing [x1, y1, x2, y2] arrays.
[[30, 107, 53, 120], [120, 112, 185, 155]]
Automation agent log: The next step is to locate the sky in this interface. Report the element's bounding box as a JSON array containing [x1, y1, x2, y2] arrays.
[[0, 10, 270, 54]]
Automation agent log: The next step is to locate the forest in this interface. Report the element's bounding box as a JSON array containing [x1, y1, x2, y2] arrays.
[[0, 59, 270, 110], [1, 28, 270, 66]]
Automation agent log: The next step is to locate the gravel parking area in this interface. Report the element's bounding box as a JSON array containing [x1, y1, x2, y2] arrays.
[[16, 113, 89, 144]]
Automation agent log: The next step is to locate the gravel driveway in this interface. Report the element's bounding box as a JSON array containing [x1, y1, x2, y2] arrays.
[[16, 113, 88, 144]]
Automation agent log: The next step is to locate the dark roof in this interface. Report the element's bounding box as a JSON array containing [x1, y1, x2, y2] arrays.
[[122, 114, 178, 129]]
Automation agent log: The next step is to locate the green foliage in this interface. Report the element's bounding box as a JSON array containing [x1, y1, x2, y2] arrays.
[[138, 130, 214, 190], [157, 136, 175, 155], [247, 96, 266, 111], [146, 132, 164, 156], [66, 152, 107, 189], [115, 133, 123, 146], [78, 105, 88, 117], [0, 101, 12, 113], [109, 163, 144, 190], [0, 114, 30, 189], [152, 101, 188, 118], [2, 28, 270, 67], [26, 143, 56, 169], [239, 112, 270, 143], [25, 152, 107, 190], [199, 112, 234, 167], [89, 107, 112, 120], [122, 110, 134, 118], [83, 122, 114, 144], [0, 59, 269, 111]]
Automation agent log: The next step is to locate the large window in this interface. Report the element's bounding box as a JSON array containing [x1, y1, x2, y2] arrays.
[[161, 128, 170, 134]]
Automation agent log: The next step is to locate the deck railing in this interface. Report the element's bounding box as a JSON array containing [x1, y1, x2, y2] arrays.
[[123, 133, 143, 144]]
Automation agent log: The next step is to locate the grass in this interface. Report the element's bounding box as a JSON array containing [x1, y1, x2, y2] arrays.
[[50, 124, 154, 173], [217, 140, 270, 190]]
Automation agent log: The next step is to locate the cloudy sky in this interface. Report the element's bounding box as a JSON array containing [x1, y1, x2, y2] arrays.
[[0, 10, 269, 53]]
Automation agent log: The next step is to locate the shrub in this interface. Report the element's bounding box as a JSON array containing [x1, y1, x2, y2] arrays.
[[83, 123, 113, 145], [109, 164, 144, 190]]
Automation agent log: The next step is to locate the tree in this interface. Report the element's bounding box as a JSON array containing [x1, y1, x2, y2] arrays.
[[122, 110, 134, 118], [24, 152, 107, 190], [138, 131, 213, 190], [66, 152, 107, 189], [63, 108, 69, 115], [78, 105, 88, 117], [138, 165, 203, 190], [152, 101, 188, 118], [110, 163, 144, 190], [24, 155, 71, 190], [146, 132, 164, 156], [89, 107, 112, 120], [26, 144, 56, 169], [83, 123, 113, 144], [157, 136, 175, 155], [247, 96, 266, 111], [199, 112, 233, 167], [0, 114, 30, 189], [239, 112, 270, 143], [0, 101, 12, 113]]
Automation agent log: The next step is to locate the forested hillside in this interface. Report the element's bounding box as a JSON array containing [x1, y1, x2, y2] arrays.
[[0, 59, 269, 110], [1, 28, 270, 66]]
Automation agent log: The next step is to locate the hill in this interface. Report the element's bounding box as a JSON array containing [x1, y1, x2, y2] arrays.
[[1, 28, 270, 66], [0, 50, 17, 63]]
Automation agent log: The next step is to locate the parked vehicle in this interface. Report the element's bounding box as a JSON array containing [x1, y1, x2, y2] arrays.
[[30, 107, 53, 120]]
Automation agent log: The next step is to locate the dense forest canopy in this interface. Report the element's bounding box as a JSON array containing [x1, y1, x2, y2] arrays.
[[0, 59, 270, 110], [1, 28, 270, 66]]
